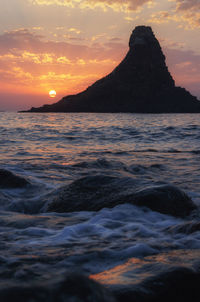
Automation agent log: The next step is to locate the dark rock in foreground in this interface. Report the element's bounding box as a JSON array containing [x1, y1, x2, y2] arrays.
[[112, 264, 200, 302], [129, 185, 197, 218], [0, 169, 29, 188], [0, 274, 116, 302], [45, 175, 133, 212], [1, 251, 200, 302], [24, 26, 200, 113], [45, 175, 196, 217], [91, 250, 200, 302]]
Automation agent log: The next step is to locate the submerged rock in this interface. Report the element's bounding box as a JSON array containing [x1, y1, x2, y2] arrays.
[[45, 175, 196, 217], [24, 26, 200, 113], [0, 169, 29, 188]]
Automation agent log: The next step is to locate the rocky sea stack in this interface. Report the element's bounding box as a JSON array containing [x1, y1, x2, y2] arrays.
[[26, 26, 200, 113]]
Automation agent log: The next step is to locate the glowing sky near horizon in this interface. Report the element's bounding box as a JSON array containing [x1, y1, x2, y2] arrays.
[[0, 0, 200, 110]]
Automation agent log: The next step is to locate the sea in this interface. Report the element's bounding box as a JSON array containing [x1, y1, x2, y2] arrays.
[[0, 112, 200, 300]]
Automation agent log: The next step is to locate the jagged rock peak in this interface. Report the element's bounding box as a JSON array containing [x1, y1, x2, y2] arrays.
[[128, 25, 166, 65], [129, 26, 155, 48]]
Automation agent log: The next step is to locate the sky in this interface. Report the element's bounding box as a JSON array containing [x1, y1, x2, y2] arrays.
[[0, 0, 200, 110]]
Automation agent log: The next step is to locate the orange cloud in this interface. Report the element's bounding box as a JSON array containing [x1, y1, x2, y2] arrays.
[[0, 28, 125, 99], [165, 0, 200, 28], [30, 0, 153, 12], [149, 11, 172, 24], [149, 10, 200, 29], [174, 0, 200, 11]]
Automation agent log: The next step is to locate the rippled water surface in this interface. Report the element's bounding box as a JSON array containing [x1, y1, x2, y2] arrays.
[[0, 112, 200, 296]]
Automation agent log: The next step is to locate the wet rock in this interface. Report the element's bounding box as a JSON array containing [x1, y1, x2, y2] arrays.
[[130, 185, 197, 218], [24, 26, 200, 113], [113, 267, 200, 302], [53, 274, 116, 302], [0, 286, 48, 302], [46, 174, 196, 217], [92, 250, 200, 302], [45, 175, 133, 213], [0, 169, 29, 188], [0, 274, 116, 302]]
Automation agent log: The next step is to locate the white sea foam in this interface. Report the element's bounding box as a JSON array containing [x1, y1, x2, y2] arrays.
[[3, 202, 197, 276]]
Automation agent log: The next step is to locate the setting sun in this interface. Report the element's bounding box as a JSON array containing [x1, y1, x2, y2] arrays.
[[49, 90, 56, 98]]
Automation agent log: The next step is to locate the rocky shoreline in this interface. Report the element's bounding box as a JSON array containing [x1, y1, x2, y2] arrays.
[[0, 168, 200, 302]]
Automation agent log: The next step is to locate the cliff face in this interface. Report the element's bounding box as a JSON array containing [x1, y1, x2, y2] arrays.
[[27, 26, 200, 113]]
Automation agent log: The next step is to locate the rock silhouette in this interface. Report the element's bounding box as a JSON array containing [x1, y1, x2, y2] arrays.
[[25, 26, 200, 113]]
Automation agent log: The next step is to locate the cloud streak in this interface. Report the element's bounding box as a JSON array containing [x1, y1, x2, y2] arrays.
[[167, 0, 200, 28], [30, 0, 153, 12], [0, 28, 125, 98], [174, 0, 200, 11], [149, 1, 200, 29]]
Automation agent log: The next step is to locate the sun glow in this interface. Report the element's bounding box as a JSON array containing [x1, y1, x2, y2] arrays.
[[49, 90, 56, 98]]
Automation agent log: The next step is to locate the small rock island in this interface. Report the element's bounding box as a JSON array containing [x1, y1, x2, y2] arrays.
[[25, 26, 200, 113]]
